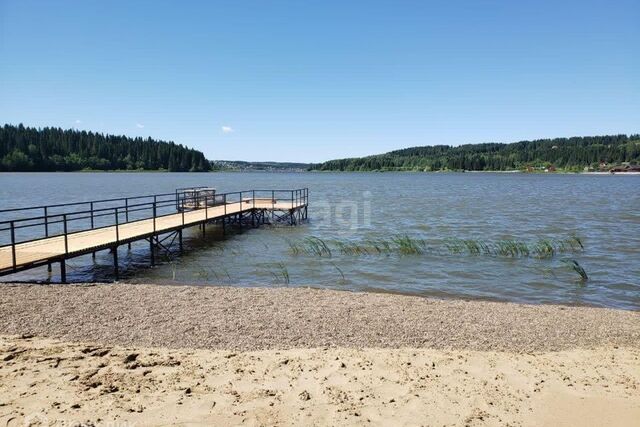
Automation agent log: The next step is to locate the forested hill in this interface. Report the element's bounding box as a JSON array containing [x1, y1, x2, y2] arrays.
[[313, 135, 640, 172], [211, 160, 312, 172], [0, 124, 210, 172]]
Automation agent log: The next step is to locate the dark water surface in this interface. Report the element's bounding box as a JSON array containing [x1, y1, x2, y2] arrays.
[[1, 172, 639, 310]]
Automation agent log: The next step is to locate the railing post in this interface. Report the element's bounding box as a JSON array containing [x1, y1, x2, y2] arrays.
[[113, 247, 119, 280], [90, 202, 94, 229], [44, 206, 49, 237], [63, 214, 69, 254], [125, 198, 132, 249], [272, 190, 275, 211], [291, 190, 294, 208], [115, 207, 119, 242], [10, 221, 16, 269], [91, 201, 96, 259], [60, 261, 66, 283], [224, 194, 227, 215], [252, 190, 256, 227], [149, 199, 156, 267], [182, 203, 185, 225], [205, 195, 208, 220]]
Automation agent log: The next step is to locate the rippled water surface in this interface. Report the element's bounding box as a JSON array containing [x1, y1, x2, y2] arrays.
[[1, 172, 639, 310]]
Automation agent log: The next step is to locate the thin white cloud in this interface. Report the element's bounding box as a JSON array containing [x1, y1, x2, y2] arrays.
[[74, 119, 82, 124], [136, 123, 145, 129], [221, 126, 234, 134]]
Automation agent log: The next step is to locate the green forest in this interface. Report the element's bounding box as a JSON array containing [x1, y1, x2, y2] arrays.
[[0, 124, 210, 172], [313, 135, 640, 172]]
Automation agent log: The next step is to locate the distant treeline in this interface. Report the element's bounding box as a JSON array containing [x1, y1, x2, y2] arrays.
[[211, 160, 313, 172], [313, 135, 640, 172], [0, 124, 210, 172]]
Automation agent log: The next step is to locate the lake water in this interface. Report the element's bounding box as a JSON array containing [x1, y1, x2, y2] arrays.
[[1, 172, 639, 310]]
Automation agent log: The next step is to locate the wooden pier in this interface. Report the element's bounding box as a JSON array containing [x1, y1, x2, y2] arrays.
[[0, 188, 308, 282]]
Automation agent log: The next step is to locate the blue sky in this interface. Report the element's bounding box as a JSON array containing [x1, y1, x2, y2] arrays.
[[1, 0, 638, 162]]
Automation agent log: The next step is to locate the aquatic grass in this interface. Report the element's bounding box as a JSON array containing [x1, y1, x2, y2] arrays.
[[337, 241, 370, 256], [287, 239, 303, 255], [285, 234, 584, 260], [392, 235, 425, 255], [566, 234, 584, 250], [270, 262, 290, 285], [306, 236, 332, 257], [463, 239, 481, 255], [365, 239, 384, 254], [561, 259, 589, 283], [480, 241, 493, 255], [367, 238, 393, 254], [533, 239, 556, 259], [221, 267, 232, 282], [287, 236, 332, 257], [170, 261, 177, 280], [331, 261, 347, 284], [444, 238, 465, 254], [517, 241, 530, 257], [494, 240, 528, 257]]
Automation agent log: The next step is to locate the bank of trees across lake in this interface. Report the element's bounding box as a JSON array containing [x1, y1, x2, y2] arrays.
[[0, 124, 210, 172], [313, 135, 640, 172]]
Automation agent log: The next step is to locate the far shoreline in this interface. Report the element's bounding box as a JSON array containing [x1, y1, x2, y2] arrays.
[[2, 169, 640, 174]]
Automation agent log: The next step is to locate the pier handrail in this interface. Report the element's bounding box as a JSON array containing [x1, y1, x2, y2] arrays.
[[0, 188, 308, 264]]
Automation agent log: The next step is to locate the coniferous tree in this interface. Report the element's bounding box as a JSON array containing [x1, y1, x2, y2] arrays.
[[313, 135, 640, 172], [0, 124, 211, 172]]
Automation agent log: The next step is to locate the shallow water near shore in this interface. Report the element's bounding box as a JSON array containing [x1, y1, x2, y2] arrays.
[[1, 171, 639, 310]]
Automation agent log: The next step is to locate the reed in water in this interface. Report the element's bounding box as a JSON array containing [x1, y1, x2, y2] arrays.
[[288, 235, 584, 259]]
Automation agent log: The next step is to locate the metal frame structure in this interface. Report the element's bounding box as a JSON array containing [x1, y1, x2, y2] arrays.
[[0, 187, 308, 282]]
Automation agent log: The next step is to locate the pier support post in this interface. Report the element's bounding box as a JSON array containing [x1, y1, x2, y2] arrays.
[[47, 263, 52, 273], [113, 247, 119, 280], [60, 261, 66, 283], [150, 238, 155, 266], [179, 230, 183, 252], [202, 223, 206, 238]]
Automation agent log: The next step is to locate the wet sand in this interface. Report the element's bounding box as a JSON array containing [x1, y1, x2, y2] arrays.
[[0, 283, 639, 352]]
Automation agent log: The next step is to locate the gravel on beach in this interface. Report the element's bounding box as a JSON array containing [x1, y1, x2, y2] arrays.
[[0, 283, 638, 353]]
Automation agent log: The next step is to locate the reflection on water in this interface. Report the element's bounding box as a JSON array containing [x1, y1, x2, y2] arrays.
[[1, 172, 639, 310]]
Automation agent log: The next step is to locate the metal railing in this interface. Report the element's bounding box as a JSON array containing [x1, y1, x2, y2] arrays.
[[0, 187, 308, 271]]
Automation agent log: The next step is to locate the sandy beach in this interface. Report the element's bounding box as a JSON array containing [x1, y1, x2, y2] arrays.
[[1, 284, 639, 426]]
